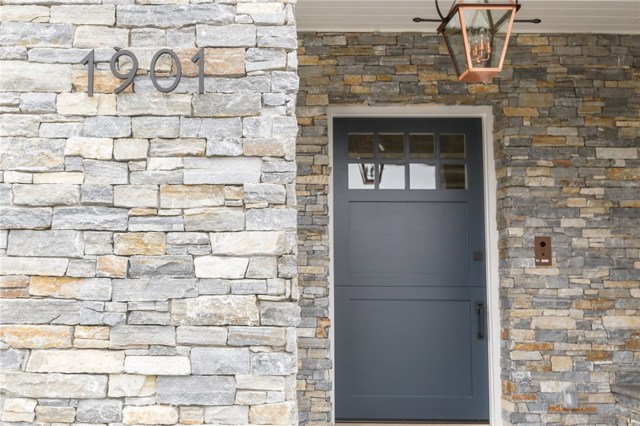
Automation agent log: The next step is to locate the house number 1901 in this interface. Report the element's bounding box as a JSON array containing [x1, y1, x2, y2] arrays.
[[81, 48, 205, 97]]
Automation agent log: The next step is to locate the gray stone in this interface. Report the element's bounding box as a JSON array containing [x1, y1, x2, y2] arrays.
[[257, 26, 297, 49], [128, 311, 169, 325], [272, 116, 298, 138], [8, 230, 83, 258], [205, 76, 271, 94], [150, 138, 205, 157], [156, 376, 235, 405], [210, 231, 290, 256], [246, 48, 287, 72], [114, 185, 158, 208], [20, 93, 57, 113], [247, 256, 278, 279], [231, 279, 267, 294], [198, 279, 231, 295], [109, 325, 176, 348], [184, 157, 262, 184], [246, 208, 297, 231], [0, 46, 27, 60], [171, 296, 259, 326], [13, 184, 79, 206], [176, 326, 228, 346], [180, 117, 242, 138], [191, 347, 250, 374], [0, 207, 51, 229], [260, 302, 301, 326], [0, 184, 12, 204], [167, 232, 209, 245], [0, 114, 40, 137], [0, 299, 80, 324], [262, 158, 296, 173], [0, 372, 107, 398], [83, 117, 131, 138], [52, 207, 128, 231], [184, 208, 245, 232], [204, 406, 249, 425], [0, 138, 64, 171], [206, 138, 243, 156], [132, 116, 180, 138], [0, 22, 72, 48], [129, 255, 195, 278], [39, 122, 82, 138], [277, 255, 297, 278], [0, 62, 71, 92], [252, 352, 297, 375], [66, 259, 96, 277], [51, 5, 115, 25], [130, 171, 184, 185], [0, 349, 26, 371], [76, 399, 122, 423], [81, 185, 114, 205], [193, 93, 261, 117], [131, 28, 166, 46], [118, 94, 191, 116], [117, 4, 234, 28], [129, 216, 184, 232], [28, 48, 92, 63], [84, 160, 128, 184], [112, 278, 197, 302], [197, 24, 256, 47], [272, 71, 299, 94], [228, 326, 286, 347]]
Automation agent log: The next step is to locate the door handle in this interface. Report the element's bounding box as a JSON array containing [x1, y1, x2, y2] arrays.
[[475, 301, 486, 339]]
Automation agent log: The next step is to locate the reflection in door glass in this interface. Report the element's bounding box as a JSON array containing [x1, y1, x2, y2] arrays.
[[410, 164, 436, 189], [379, 164, 405, 189], [379, 134, 404, 159], [441, 164, 467, 189], [441, 134, 466, 159], [348, 134, 374, 159], [410, 134, 435, 159], [348, 163, 375, 189]]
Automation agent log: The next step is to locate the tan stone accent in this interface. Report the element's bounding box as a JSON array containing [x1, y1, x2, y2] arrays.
[[114, 232, 166, 256], [0, 325, 73, 349], [97, 255, 128, 278], [174, 48, 245, 77], [73, 69, 133, 94], [122, 405, 179, 425]]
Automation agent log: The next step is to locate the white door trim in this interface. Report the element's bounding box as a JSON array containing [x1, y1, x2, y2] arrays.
[[327, 104, 501, 426]]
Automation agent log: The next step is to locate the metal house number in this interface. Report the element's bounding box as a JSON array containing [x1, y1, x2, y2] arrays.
[[81, 48, 205, 97]]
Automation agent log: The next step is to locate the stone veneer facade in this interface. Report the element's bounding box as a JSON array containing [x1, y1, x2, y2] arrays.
[[295, 33, 640, 426], [0, 1, 300, 425]]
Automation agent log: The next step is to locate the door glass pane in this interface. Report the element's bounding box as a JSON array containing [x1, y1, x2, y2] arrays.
[[441, 164, 467, 189], [349, 163, 375, 189], [379, 134, 404, 160], [410, 134, 435, 159], [410, 164, 436, 189], [440, 134, 466, 159], [349, 134, 374, 160], [379, 164, 405, 189]]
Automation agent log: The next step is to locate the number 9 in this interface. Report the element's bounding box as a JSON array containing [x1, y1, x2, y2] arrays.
[[110, 50, 138, 94]]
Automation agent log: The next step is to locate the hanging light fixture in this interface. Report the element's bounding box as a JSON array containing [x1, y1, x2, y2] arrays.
[[414, 0, 541, 82]]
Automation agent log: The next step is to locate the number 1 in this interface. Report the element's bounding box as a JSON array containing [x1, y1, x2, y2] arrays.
[[191, 48, 205, 94], [81, 50, 95, 97]]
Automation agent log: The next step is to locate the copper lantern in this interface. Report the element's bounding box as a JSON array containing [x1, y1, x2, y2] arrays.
[[437, 0, 519, 83]]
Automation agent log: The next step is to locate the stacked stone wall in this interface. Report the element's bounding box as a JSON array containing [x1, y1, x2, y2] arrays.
[[0, 1, 300, 424], [295, 32, 640, 426]]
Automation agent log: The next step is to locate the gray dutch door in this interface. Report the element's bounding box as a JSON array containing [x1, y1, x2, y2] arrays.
[[334, 117, 489, 422]]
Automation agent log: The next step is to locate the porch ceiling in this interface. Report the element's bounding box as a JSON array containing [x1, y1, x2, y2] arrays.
[[295, 0, 640, 35]]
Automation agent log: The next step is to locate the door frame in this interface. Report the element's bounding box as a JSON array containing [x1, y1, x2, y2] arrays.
[[327, 105, 501, 425]]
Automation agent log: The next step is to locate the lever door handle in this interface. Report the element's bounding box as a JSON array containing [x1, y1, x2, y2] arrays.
[[475, 300, 486, 339]]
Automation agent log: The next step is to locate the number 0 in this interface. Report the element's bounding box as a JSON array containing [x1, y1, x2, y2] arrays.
[[150, 49, 182, 93]]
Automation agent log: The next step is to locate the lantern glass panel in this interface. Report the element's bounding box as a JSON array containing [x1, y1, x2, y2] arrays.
[[463, 7, 514, 69]]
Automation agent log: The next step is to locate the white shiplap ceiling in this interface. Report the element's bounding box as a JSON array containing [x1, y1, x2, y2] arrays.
[[295, 0, 640, 34]]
